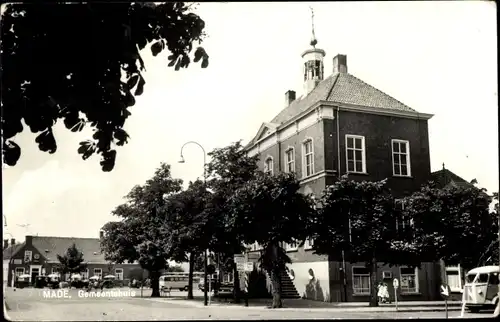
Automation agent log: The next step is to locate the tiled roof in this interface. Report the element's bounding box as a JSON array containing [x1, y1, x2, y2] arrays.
[[31, 236, 106, 263], [270, 72, 415, 126], [3, 243, 25, 260], [430, 169, 473, 189]]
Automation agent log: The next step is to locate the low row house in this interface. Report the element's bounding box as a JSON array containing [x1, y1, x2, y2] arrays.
[[3, 232, 141, 286]]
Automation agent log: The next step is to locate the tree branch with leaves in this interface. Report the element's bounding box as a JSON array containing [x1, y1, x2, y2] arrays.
[[1, 2, 209, 171]]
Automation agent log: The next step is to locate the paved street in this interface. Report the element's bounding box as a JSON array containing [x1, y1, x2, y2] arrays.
[[3, 287, 496, 320]]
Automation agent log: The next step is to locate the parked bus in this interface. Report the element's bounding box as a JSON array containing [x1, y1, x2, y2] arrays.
[[463, 265, 499, 312], [159, 272, 203, 292]]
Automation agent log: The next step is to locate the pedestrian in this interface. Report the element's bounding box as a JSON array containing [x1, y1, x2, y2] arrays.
[[377, 282, 383, 303], [381, 282, 390, 303]]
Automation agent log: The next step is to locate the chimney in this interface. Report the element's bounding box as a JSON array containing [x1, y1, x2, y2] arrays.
[[10, 238, 15, 246], [25, 235, 32, 246], [285, 90, 296, 107], [3, 239, 8, 250], [333, 54, 347, 74], [99, 230, 104, 239]]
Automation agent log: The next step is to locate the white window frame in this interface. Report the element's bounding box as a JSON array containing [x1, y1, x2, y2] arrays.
[[304, 238, 314, 250], [24, 250, 32, 262], [51, 267, 59, 275], [395, 199, 414, 234], [115, 268, 124, 280], [391, 139, 411, 177], [352, 266, 371, 295], [285, 240, 298, 252], [345, 135, 366, 174], [15, 267, 25, 277], [284, 147, 295, 173], [94, 268, 102, 278], [264, 156, 274, 176], [445, 265, 463, 292], [302, 138, 315, 178], [399, 266, 419, 294], [82, 268, 89, 279]]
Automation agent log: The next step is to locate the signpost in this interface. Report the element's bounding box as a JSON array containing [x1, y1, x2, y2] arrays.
[[393, 278, 399, 311], [440, 284, 451, 319], [234, 255, 245, 272]]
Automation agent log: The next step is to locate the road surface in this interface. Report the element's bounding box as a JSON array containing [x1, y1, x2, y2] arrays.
[[3, 287, 495, 320]]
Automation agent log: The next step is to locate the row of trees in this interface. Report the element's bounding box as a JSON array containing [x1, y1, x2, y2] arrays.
[[100, 141, 499, 308]]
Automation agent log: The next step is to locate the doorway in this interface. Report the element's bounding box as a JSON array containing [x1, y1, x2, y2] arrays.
[[30, 265, 42, 285]]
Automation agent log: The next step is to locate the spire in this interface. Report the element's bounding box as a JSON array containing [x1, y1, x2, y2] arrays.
[[309, 6, 317, 48]]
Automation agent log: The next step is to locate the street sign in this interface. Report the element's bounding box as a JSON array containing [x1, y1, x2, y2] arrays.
[[393, 278, 399, 288], [441, 284, 451, 319], [244, 262, 253, 272], [235, 255, 245, 271]]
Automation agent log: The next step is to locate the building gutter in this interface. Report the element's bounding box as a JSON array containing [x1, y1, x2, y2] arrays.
[[336, 105, 347, 302]]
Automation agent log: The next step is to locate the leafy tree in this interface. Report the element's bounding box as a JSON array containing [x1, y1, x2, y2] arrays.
[[1, 2, 209, 171], [100, 163, 183, 297], [204, 141, 260, 301], [166, 179, 211, 299], [404, 182, 497, 271], [311, 176, 406, 307], [56, 243, 87, 279], [227, 172, 315, 308]]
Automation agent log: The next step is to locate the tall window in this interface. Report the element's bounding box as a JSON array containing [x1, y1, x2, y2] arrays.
[[352, 267, 370, 295], [285, 148, 295, 173], [303, 139, 314, 177], [392, 139, 411, 176], [400, 267, 419, 294], [264, 157, 274, 176], [94, 268, 102, 278], [24, 250, 32, 263], [115, 268, 124, 280], [82, 268, 89, 280], [395, 199, 413, 233], [346, 135, 366, 173]]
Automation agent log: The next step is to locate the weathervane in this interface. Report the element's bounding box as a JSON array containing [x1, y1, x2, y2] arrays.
[[309, 6, 317, 48]]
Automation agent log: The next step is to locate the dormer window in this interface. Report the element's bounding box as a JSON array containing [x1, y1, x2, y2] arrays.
[[264, 157, 274, 176]]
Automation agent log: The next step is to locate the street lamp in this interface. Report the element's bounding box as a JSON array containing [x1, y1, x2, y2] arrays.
[[179, 141, 209, 306]]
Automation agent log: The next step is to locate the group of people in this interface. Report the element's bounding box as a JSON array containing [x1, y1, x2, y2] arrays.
[[377, 282, 390, 304]]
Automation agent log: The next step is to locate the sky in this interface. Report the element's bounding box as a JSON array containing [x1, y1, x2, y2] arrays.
[[2, 1, 498, 242]]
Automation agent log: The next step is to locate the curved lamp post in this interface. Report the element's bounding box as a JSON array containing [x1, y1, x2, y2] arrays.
[[179, 141, 208, 306]]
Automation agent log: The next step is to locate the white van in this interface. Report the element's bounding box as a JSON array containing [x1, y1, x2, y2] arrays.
[[159, 273, 201, 292], [463, 265, 499, 312]]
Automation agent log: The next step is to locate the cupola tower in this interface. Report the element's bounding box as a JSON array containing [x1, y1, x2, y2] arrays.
[[301, 7, 326, 96]]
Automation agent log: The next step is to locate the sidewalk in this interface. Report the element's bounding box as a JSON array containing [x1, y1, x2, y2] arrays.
[[141, 295, 462, 313]]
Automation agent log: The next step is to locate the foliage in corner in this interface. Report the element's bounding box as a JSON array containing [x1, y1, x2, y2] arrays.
[[1, 2, 209, 171]]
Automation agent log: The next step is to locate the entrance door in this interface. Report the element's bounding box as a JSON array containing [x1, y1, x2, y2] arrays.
[[30, 265, 42, 285]]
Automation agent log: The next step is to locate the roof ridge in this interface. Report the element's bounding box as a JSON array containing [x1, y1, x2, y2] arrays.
[[325, 73, 340, 100], [344, 73, 415, 111], [33, 236, 99, 240]]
